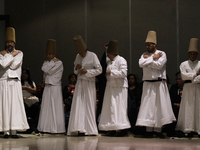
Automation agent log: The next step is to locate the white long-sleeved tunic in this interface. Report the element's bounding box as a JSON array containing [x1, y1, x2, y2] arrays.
[[98, 55, 131, 130], [136, 50, 176, 127], [0, 50, 29, 131], [67, 51, 102, 135], [176, 60, 200, 134], [37, 58, 65, 133]]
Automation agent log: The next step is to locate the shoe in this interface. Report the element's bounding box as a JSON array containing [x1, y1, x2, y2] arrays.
[[78, 132, 85, 136], [3, 134, 10, 138], [155, 132, 165, 139], [11, 135, 19, 139], [106, 131, 116, 136], [142, 132, 154, 138], [186, 133, 193, 138], [114, 130, 128, 137]]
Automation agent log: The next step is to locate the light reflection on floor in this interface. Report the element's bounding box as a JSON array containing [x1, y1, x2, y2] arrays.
[[0, 134, 200, 150]]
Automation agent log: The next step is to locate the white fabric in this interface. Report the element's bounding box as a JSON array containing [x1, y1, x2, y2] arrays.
[[42, 58, 63, 85], [98, 55, 130, 131], [139, 50, 167, 80], [37, 60, 65, 133], [0, 50, 29, 132], [22, 81, 36, 98], [0, 79, 29, 131], [67, 51, 102, 135], [0, 49, 22, 80], [136, 50, 176, 128], [176, 60, 200, 134]]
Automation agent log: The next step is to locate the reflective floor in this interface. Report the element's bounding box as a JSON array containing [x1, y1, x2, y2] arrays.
[[0, 133, 200, 150]]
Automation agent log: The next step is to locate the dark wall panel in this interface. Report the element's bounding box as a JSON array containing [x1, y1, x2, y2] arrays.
[[4, 0, 200, 87]]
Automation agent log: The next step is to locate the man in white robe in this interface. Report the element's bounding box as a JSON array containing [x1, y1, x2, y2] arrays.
[[136, 31, 176, 138], [176, 38, 200, 137], [67, 35, 102, 135], [98, 40, 131, 136], [37, 39, 65, 133], [0, 27, 29, 138]]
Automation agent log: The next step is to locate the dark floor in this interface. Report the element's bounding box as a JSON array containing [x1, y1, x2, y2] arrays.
[[0, 133, 200, 150]]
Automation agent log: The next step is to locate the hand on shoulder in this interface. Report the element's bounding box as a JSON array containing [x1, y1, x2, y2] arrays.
[[53, 58, 60, 62], [0, 50, 7, 56]]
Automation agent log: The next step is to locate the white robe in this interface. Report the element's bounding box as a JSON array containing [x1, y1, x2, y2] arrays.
[[37, 59, 65, 133], [67, 51, 102, 135], [136, 50, 176, 127], [98, 55, 131, 130], [0, 50, 29, 131], [176, 60, 200, 134]]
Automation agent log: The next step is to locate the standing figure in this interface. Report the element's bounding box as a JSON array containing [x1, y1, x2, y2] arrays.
[[176, 38, 200, 137], [136, 31, 176, 138], [67, 35, 102, 136], [0, 27, 29, 138], [37, 39, 65, 133], [98, 40, 131, 137]]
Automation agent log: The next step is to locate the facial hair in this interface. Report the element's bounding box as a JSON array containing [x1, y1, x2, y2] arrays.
[[6, 45, 14, 52]]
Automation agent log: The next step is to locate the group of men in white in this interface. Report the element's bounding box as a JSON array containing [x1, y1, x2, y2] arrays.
[[0, 27, 200, 138]]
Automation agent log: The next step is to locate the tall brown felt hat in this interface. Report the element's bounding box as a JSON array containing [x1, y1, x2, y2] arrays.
[[145, 30, 157, 44], [107, 40, 119, 55], [5, 27, 16, 43], [46, 39, 56, 54], [188, 38, 199, 53], [73, 35, 87, 53]]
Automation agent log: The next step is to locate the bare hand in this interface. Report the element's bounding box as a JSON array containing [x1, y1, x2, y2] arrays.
[[53, 58, 59, 62], [143, 54, 149, 58], [197, 69, 200, 76], [22, 86, 28, 90], [153, 52, 162, 60], [12, 50, 21, 57], [105, 70, 111, 77], [174, 103, 180, 107], [69, 84, 75, 89], [0, 50, 7, 56], [80, 69, 87, 75], [75, 64, 82, 70]]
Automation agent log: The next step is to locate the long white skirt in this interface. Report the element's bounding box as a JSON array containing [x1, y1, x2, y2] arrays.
[[176, 83, 200, 134], [0, 79, 29, 131], [67, 79, 98, 135], [136, 81, 176, 127], [98, 86, 131, 131], [37, 84, 65, 133]]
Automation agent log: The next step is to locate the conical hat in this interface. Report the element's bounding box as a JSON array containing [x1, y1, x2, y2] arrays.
[[5, 27, 16, 43], [46, 39, 56, 54], [145, 30, 157, 44], [188, 38, 199, 53], [73, 35, 87, 53], [107, 40, 119, 55]]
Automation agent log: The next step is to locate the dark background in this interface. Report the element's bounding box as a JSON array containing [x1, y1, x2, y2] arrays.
[[1, 0, 200, 87]]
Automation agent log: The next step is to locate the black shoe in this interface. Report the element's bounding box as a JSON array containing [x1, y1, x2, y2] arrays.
[[78, 132, 85, 136], [114, 130, 128, 137], [3, 134, 10, 138], [11, 135, 19, 139], [142, 132, 154, 138], [186, 133, 193, 138], [106, 131, 116, 136], [155, 132, 165, 139]]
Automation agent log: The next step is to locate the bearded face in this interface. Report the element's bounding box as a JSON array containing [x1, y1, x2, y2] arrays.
[[5, 41, 15, 52]]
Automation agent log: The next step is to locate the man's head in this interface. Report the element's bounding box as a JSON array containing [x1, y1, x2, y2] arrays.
[[188, 38, 199, 61], [107, 40, 119, 61], [175, 72, 184, 88], [145, 31, 157, 53], [73, 35, 87, 55], [5, 27, 16, 52]]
